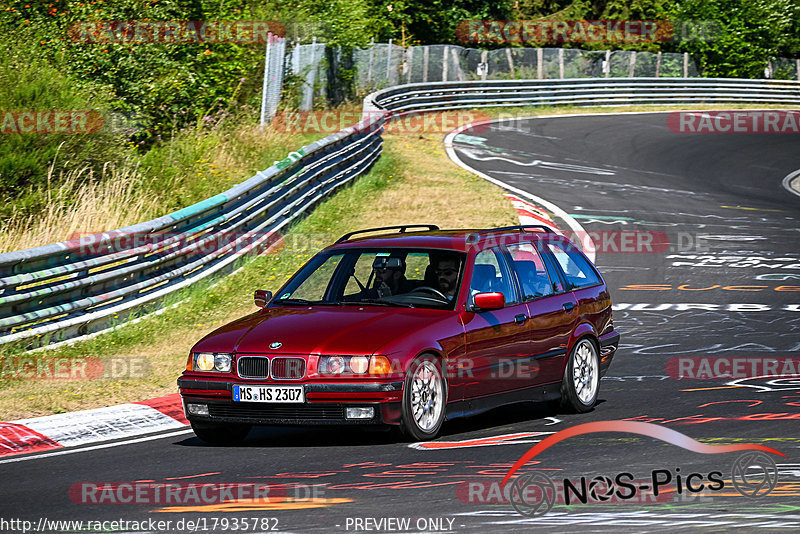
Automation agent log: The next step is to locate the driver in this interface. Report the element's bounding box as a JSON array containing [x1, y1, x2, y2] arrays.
[[433, 254, 461, 301]]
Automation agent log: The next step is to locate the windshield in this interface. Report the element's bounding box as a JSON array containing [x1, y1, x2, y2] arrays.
[[270, 248, 467, 310]]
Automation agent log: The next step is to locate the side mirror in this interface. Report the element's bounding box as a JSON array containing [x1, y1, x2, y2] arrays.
[[254, 290, 272, 308], [473, 292, 505, 311]]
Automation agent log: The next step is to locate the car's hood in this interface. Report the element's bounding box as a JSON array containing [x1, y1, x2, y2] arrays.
[[193, 305, 450, 355]]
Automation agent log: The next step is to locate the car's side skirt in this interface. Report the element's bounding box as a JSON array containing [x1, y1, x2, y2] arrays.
[[445, 381, 562, 421]]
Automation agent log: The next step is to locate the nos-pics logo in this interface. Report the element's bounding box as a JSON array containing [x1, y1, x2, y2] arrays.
[[502, 421, 783, 518]]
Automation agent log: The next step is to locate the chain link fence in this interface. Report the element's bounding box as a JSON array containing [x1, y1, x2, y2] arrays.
[[286, 41, 799, 109]]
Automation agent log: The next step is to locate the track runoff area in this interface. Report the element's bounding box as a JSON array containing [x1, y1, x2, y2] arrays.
[[1, 110, 799, 533]]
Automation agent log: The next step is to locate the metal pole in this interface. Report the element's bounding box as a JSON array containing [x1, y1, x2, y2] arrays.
[[422, 46, 429, 83], [506, 48, 515, 79], [406, 46, 414, 83], [537, 48, 543, 79], [797, 59, 800, 82], [442, 46, 449, 81], [558, 48, 564, 79], [629, 51, 636, 77], [481, 49, 488, 81], [386, 38, 393, 84], [259, 32, 272, 129], [683, 52, 689, 77], [453, 47, 465, 81], [367, 38, 375, 85], [604, 49, 611, 78], [655, 51, 662, 77]]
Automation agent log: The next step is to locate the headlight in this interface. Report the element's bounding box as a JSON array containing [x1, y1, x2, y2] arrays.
[[214, 354, 232, 372], [193, 353, 232, 372], [318, 355, 381, 376], [350, 356, 369, 374]]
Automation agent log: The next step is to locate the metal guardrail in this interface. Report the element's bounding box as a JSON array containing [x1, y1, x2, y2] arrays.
[[2, 77, 799, 348], [0, 118, 385, 348]]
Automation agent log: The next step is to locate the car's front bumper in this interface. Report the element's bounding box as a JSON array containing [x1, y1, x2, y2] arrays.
[[178, 378, 404, 426]]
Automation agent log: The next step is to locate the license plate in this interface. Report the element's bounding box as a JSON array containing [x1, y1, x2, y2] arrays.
[[233, 385, 304, 403]]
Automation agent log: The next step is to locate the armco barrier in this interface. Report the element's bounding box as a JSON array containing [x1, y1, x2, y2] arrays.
[[2, 77, 800, 348]]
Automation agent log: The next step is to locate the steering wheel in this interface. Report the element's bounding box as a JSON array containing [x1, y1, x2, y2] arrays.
[[408, 286, 449, 300]]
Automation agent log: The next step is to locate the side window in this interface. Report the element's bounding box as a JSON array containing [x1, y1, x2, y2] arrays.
[[507, 243, 554, 300], [546, 240, 601, 289], [470, 248, 517, 306]]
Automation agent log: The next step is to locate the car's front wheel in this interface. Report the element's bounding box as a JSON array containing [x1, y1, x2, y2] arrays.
[[400, 355, 447, 441], [558, 338, 600, 413], [190, 421, 251, 445]]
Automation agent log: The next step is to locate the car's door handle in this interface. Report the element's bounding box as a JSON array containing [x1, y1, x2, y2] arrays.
[[563, 302, 575, 312], [514, 313, 528, 324]]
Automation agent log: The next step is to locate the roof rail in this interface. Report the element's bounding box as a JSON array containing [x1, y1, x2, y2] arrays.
[[464, 225, 555, 244], [335, 224, 440, 243]]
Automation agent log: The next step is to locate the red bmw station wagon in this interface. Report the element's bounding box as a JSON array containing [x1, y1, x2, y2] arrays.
[[178, 225, 619, 443]]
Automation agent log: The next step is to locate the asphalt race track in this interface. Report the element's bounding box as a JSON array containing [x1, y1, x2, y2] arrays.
[[2, 111, 800, 533]]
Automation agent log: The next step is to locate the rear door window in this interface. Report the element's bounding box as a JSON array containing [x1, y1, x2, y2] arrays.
[[545, 240, 601, 289], [506, 243, 554, 300]]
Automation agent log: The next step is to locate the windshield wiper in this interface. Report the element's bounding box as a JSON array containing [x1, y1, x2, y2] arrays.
[[273, 298, 317, 305], [338, 299, 414, 308]]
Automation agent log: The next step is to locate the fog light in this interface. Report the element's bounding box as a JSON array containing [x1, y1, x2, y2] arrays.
[[187, 403, 209, 416], [345, 407, 374, 419]]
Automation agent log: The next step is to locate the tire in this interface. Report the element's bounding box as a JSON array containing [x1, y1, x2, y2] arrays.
[[400, 355, 447, 441], [191, 421, 251, 445], [558, 338, 600, 413]]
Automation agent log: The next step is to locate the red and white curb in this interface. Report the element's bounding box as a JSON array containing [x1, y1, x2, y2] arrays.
[[504, 192, 563, 233], [0, 394, 187, 458]]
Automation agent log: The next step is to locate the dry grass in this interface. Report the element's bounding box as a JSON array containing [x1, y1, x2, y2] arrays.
[[0, 160, 157, 253]]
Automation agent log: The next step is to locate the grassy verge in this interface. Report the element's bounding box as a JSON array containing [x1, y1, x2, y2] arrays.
[[2, 102, 794, 420]]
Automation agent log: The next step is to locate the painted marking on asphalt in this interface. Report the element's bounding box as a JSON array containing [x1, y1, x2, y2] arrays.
[[15, 403, 186, 448], [720, 205, 785, 212], [445, 124, 596, 263], [0, 429, 193, 465], [409, 431, 555, 450], [0, 423, 61, 457]]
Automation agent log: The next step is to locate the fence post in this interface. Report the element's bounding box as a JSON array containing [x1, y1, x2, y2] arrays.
[[655, 51, 662, 77], [442, 46, 449, 81], [406, 46, 414, 83], [604, 49, 611, 78], [629, 51, 636, 77], [367, 38, 375, 85], [481, 49, 488, 80], [422, 46, 429, 83], [506, 48, 515, 79], [301, 36, 318, 111], [558, 48, 564, 79], [259, 32, 272, 129], [683, 52, 689, 77], [537, 48, 543, 79], [453, 47, 465, 81], [797, 59, 800, 82], [386, 38, 393, 84]]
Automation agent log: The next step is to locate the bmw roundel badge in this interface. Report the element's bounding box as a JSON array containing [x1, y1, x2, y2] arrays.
[[269, 342, 282, 349]]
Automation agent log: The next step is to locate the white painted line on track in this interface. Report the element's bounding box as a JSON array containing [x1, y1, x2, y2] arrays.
[[444, 118, 597, 262], [781, 168, 800, 199], [0, 429, 193, 465]]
